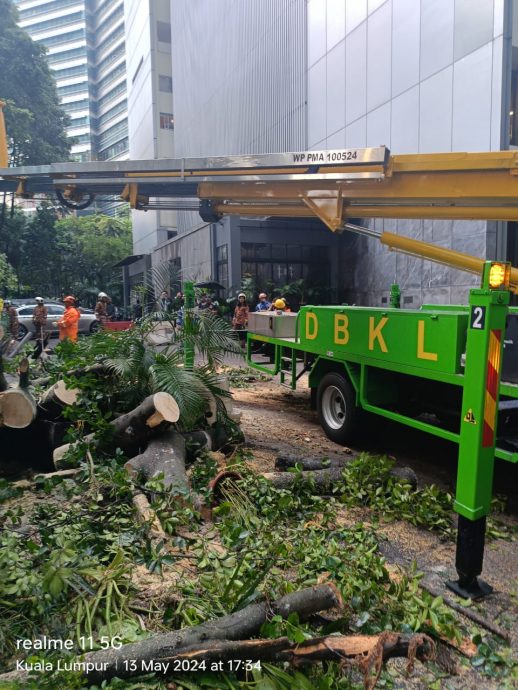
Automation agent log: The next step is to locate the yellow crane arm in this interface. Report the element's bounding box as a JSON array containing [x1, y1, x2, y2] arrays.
[[1, 138, 518, 288]]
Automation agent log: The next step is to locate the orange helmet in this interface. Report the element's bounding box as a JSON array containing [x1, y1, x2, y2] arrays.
[[63, 295, 75, 304]]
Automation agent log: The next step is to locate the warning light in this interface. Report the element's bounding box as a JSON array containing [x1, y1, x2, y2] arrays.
[[488, 262, 510, 290]]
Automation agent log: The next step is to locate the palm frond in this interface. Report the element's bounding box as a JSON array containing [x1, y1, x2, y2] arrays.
[[149, 355, 212, 428], [189, 312, 243, 367]]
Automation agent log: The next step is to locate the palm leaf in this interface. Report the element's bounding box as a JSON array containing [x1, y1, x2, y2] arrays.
[[190, 312, 243, 367], [149, 355, 212, 428]]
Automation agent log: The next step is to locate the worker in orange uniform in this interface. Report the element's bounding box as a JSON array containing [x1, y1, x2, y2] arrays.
[[57, 295, 80, 342]]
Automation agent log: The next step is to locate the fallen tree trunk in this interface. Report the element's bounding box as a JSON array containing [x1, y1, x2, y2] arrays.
[[274, 455, 418, 490], [115, 632, 433, 689], [53, 392, 180, 468], [0, 359, 37, 429], [125, 430, 189, 493], [74, 583, 341, 684], [275, 454, 355, 471], [38, 380, 80, 420]]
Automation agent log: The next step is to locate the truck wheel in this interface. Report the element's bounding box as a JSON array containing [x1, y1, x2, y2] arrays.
[[317, 372, 357, 444]]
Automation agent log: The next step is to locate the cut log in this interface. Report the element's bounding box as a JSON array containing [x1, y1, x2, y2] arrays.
[[77, 583, 342, 684], [274, 455, 418, 490], [53, 392, 180, 468], [263, 467, 346, 493], [0, 358, 37, 429], [38, 380, 80, 420]]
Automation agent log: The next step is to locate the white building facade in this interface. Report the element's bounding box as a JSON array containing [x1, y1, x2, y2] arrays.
[[127, 0, 518, 307]]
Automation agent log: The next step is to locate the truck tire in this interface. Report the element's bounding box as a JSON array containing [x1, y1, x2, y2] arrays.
[[317, 372, 357, 444]]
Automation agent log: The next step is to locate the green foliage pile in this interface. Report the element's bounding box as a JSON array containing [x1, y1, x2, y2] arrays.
[[0, 0, 70, 166], [0, 327, 516, 688], [1, 450, 516, 690]]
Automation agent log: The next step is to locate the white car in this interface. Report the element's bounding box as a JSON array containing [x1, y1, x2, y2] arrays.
[[15, 304, 100, 339]]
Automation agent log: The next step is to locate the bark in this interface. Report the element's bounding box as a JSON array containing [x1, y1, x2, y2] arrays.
[[273, 457, 418, 491], [53, 392, 180, 468], [125, 430, 189, 494], [263, 467, 345, 493], [38, 380, 80, 420], [126, 430, 210, 518], [74, 583, 343, 684], [18, 357, 30, 389], [275, 454, 355, 472], [120, 632, 433, 690], [0, 628, 433, 690]]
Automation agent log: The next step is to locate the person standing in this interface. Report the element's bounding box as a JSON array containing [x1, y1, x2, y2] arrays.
[[3, 300, 19, 340], [255, 292, 272, 311], [95, 292, 109, 327], [158, 290, 172, 312], [32, 297, 48, 359], [232, 292, 249, 348], [57, 296, 80, 342], [132, 298, 143, 320]]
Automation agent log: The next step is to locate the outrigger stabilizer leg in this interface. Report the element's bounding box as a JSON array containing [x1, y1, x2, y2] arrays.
[[448, 515, 492, 599], [446, 262, 510, 599]]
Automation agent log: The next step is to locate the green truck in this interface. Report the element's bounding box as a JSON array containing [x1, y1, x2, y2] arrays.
[[246, 262, 516, 598]]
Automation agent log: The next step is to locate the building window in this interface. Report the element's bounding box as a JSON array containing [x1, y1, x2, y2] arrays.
[[240, 242, 330, 303], [159, 75, 173, 93], [157, 21, 171, 43], [216, 245, 228, 288], [160, 112, 174, 130]]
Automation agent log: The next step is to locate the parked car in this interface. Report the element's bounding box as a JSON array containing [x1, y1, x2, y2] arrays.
[[15, 304, 100, 339]]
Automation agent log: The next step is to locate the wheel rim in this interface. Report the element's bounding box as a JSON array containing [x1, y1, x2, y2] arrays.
[[321, 385, 346, 430]]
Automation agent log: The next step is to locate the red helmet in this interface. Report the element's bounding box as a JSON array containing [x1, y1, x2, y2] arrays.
[[63, 295, 75, 304]]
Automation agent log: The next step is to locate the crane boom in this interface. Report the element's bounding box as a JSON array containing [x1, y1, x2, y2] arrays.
[[1, 121, 518, 284]]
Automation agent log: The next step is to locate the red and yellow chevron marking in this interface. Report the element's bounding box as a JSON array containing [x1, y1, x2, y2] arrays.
[[482, 329, 502, 447]]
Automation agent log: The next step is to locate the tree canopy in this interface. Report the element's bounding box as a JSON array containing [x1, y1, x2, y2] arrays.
[[0, 0, 70, 165], [0, 207, 132, 304]]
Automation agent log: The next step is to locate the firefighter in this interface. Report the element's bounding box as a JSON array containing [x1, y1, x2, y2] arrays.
[[32, 296, 48, 359], [57, 295, 80, 342], [95, 291, 109, 326], [3, 299, 19, 339]]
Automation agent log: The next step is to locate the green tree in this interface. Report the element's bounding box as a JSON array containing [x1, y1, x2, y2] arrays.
[[0, 251, 16, 294], [0, 0, 70, 165], [55, 212, 132, 305], [18, 205, 62, 296]]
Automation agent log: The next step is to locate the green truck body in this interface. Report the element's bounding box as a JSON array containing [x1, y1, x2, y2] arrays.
[[246, 270, 516, 523]]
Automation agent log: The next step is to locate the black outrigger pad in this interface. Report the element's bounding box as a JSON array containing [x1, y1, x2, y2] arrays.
[[446, 577, 493, 600]]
